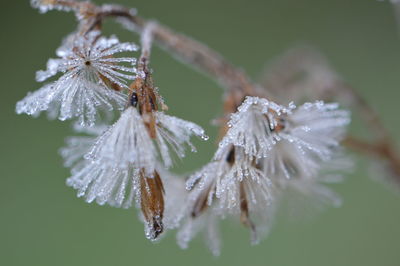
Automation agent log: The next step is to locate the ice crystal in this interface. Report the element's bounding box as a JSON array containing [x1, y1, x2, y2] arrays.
[[218, 97, 350, 178], [261, 101, 350, 179], [67, 162, 141, 208], [182, 148, 274, 247], [86, 107, 156, 173], [15, 84, 54, 117], [187, 150, 272, 212], [179, 156, 276, 255], [155, 112, 209, 167], [67, 159, 185, 240], [59, 124, 108, 170], [60, 122, 139, 209], [179, 96, 350, 255], [64, 105, 207, 240], [16, 31, 137, 126], [216, 96, 295, 159], [86, 107, 208, 174]]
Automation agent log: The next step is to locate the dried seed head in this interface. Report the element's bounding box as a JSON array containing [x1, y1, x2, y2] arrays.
[[140, 170, 165, 240], [16, 31, 138, 126]]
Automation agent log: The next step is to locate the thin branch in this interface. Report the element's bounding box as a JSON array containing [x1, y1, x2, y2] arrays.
[[343, 135, 400, 180], [83, 3, 259, 97]]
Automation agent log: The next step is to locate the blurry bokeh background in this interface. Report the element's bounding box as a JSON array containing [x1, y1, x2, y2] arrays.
[[1, 0, 400, 265]]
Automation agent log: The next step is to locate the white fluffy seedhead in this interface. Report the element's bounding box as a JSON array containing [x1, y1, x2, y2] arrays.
[[86, 107, 157, 174], [178, 96, 351, 254], [16, 31, 137, 126], [67, 162, 141, 209], [59, 124, 108, 170], [86, 106, 208, 174], [15, 84, 55, 118], [155, 112, 208, 167], [262, 101, 350, 180], [218, 97, 350, 180], [180, 147, 275, 254], [216, 96, 295, 160]]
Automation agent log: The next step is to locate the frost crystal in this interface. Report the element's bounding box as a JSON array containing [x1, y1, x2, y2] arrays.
[[86, 107, 157, 173], [218, 97, 350, 179], [67, 162, 141, 208], [179, 96, 351, 255], [187, 150, 272, 211], [260, 101, 350, 179], [155, 112, 209, 167], [16, 31, 138, 126], [216, 96, 295, 159], [64, 103, 207, 240], [60, 124, 139, 208], [86, 107, 208, 174], [179, 148, 275, 254], [15, 84, 54, 117]]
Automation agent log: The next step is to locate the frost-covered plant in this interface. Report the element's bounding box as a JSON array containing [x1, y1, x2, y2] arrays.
[[17, 30, 136, 126], [178, 97, 350, 254], [17, 0, 400, 256]]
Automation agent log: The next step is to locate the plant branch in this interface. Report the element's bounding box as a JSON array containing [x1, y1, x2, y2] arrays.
[[343, 135, 400, 181], [65, 1, 260, 97]]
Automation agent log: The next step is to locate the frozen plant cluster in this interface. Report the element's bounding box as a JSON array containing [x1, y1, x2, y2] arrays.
[[17, 0, 208, 241], [17, 0, 356, 256], [178, 97, 350, 255]]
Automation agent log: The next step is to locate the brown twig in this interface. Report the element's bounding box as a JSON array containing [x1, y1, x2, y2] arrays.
[[344, 136, 400, 175], [75, 2, 258, 96], [337, 83, 400, 182]]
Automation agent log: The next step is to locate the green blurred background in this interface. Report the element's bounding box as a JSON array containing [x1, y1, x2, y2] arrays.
[[1, 0, 400, 265]]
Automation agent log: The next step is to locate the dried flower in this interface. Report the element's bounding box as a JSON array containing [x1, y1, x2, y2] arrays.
[[216, 97, 295, 159], [16, 31, 137, 126], [59, 124, 108, 169], [86, 106, 208, 174], [63, 94, 207, 240], [178, 96, 350, 254], [66, 159, 184, 240], [15, 84, 54, 118], [86, 106, 156, 172], [219, 97, 350, 178], [178, 148, 275, 255], [61, 125, 166, 239]]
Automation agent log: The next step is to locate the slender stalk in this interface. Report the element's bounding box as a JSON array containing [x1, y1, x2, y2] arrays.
[[70, 2, 259, 96], [344, 136, 400, 181]]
